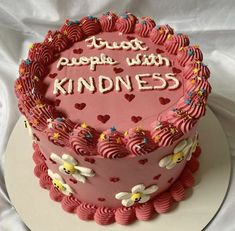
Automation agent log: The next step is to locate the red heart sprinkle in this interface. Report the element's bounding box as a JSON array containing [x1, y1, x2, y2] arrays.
[[73, 48, 83, 54], [84, 157, 95, 164], [159, 97, 170, 105], [156, 48, 164, 54], [69, 178, 78, 184], [138, 159, 148, 165], [75, 103, 86, 110], [49, 73, 57, 79], [109, 177, 120, 182], [153, 174, 161, 180], [49, 157, 57, 164], [126, 36, 135, 41], [98, 197, 106, 202], [54, 99, 61, 106], [131, 116, 142, 123], [113, 67, 124, 74], [97, 114, 110, 123], [124, 94, 135, 102], [172, 67, 182, 74], [168, 177, 174, 183]]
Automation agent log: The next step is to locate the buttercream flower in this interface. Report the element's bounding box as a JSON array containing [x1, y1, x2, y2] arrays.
[[48, 169, 73, 195], [115, 184, 158, 207], [187, 133, 198, 161], [50, 153, 95, 183], [159, 139, 193, 169]]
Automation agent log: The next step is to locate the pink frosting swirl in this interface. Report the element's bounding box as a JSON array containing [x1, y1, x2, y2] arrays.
[[45, 117, 75, 147], [115, 13, 137, 34], [170, 181, 185, 202], [14, 75, 39, 98], [182, 61, 210, 79], [180, 167, 195, 188], [60, 19, 84, 42], [49, 185, 64, 202], [39, 173, 52, 189], [164, 33, 190, 55], [33, 148, 46, 164], [115, 207, 136, 225], [28, 43, 54, 65], [150, 24, 174, 44], [135, 202, 154, 221], [19, 59, 46, 78], [151, 121, 183, 146], [99, 12, 118, 32], [61, 196, 81, 213], [165, 108, 197, 133], [126, 128, 157, 156], [97, 129, 129, 159], [34, 162, 48, 177], [153, 192, 172, 213], [94, 207, 115, 225], [69, 124, 98, 156], [76, 203, 97, 220], [177, 45, 203, 67], [176, 94, 207, 119], [186, 156, 199, 173], [135, 17, 156, 37], [44, 30, 70, 52], [80, 16, 101, 36]]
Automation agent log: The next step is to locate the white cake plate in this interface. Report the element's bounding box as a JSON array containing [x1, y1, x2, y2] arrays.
[[4, 107, 231, 231]]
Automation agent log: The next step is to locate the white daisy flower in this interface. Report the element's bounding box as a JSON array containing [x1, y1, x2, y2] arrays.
[[187, 133, 199, 161], [50, 153, 95, 183], [115, 184, 158, 207], [159, 139, 193, 169], [48, 169, 73, 196]]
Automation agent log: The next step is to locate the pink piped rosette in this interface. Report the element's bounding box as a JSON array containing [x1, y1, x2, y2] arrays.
[[99, 12, 118, 32], [150, 24, 174, 44], [135, 17, 156, 37]]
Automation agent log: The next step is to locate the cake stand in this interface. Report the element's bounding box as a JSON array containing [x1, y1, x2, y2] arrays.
[[4, 107, 231, 231]]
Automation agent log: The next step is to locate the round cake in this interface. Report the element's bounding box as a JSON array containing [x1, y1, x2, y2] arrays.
[[14, 11, 211, 225]]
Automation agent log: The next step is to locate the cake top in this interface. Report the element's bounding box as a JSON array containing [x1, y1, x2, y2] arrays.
[[15, 12, 211, 158]]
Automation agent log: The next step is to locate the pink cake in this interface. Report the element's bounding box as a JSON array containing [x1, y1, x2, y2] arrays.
[[14, 12, 210, 225]]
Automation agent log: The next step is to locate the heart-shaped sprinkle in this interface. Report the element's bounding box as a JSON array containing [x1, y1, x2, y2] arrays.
[[109, 177, 120, 182], [73, 48, 83, 54], [168, 177, 174, 183], [54, 99, 61, 106], [159, 97, 170, 105], [97, 114, 110, 123], [138, 159, 148, 165], [49, 73, 57, 79], [75, 103, 86, 110], [49, 157, 57, 164], [69, 178, 78, 184], [131, 116, 142, 123], [97, 197, 106, 202], [124, 93, 135, 102], [156, 48, 164, 54], [172, 67, 182, 74], [113, 67, 124, 74], [153, 174, 161, 180], [33, 133, 40, 141], [84, 157, 95, 164], [126, 36, 135, 41]]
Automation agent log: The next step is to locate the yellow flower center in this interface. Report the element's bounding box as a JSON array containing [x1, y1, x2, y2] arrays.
[[131, 193, 143, 202], [52, 179, 66, 191], [63, 162, 76, 175], [172, 151, 184, 164]]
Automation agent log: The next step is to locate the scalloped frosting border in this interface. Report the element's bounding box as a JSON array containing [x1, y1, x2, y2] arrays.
[[33, 142, 201, 225]]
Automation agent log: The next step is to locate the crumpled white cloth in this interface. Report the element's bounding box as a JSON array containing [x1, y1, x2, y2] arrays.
[[0, 0, 235, 230]]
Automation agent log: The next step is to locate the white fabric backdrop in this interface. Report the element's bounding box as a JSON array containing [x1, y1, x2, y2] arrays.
[[0, 0, 235, 230]]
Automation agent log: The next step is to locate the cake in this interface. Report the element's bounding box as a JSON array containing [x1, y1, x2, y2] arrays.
[[14, 11, 211, 225]]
